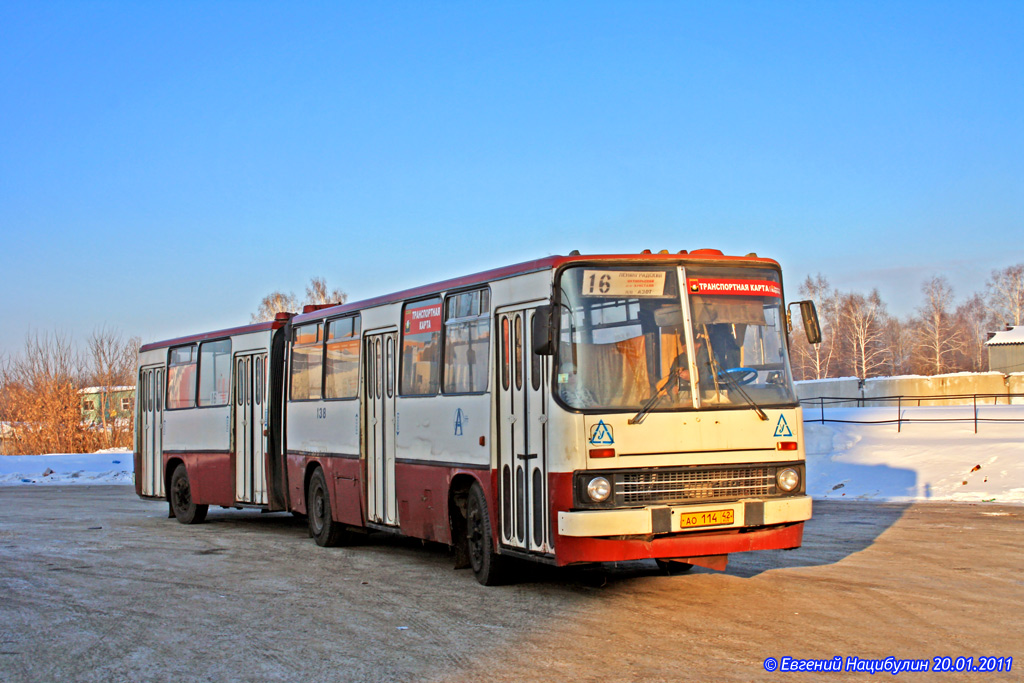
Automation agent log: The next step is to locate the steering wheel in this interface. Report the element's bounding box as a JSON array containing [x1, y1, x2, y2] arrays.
[[717, 367, 758, 386]]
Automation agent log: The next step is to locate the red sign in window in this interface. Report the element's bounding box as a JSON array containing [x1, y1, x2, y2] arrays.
[[404, 303, 442, 335], [688, 278, 781, 298]]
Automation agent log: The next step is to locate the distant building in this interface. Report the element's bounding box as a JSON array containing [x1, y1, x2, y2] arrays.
[[986, 327, 1024, 374], [79, 386, 135, 425]]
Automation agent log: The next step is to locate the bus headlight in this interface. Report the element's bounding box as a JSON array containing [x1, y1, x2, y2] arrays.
[[776, 467, 800, 492], [587, 476, 612, 502]]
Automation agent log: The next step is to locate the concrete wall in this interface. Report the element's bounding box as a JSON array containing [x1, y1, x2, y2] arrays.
[[792, 377, 861, 406], [797, 372, 1024, 406]]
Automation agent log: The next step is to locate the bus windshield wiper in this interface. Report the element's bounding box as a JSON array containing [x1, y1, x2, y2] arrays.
[[710, 363, 768, 422], [628, 383, 669, 425], [718, 371, 767, 421], [701, 326, 768, 422]]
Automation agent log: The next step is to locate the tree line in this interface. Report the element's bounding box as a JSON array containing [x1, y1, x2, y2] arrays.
[[0, 328, 140, 454], [0, 278, 347, 455], [790, 264, 1024, 380]]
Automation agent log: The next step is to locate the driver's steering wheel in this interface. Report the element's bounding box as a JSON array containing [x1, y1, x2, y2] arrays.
[[717, 367, 758, 386]]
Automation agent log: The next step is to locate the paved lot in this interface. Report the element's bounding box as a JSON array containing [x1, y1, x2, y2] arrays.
[[0, 486, 1021, 682]]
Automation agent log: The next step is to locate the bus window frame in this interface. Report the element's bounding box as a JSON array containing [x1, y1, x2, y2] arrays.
[[165, 344, 198, 411], [196, 338, 232, 409], [322, 313, 362, 402], [289, 321, 324, 402], [398, 296, 444, 398], [441, 286, 492, 396]]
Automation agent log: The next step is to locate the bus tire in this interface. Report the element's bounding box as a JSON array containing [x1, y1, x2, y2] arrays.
[[169, 463, 208, 525], [307, 467, 347, 547], [467, 483, 506, 586]]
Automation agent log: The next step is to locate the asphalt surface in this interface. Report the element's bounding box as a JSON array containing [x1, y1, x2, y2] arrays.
[[0, 486, 1021, 682]]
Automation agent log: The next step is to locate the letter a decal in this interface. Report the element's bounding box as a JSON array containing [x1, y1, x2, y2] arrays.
[[774, 414, 792, 438]]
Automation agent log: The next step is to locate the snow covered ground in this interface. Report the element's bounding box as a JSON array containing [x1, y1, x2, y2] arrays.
[[2, 406, 1022, 503], [805, 405, 1024, 503]]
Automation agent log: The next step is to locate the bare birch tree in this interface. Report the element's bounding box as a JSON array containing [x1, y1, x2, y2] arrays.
[[305, 277, 348, 307], [985, 263, 1024, 328], [85, 326, 141, 449], [840, 289, 889, 378], [251, 291, 300, 323], [911, 276, 964, 375], [881, 316, 913, 376], [252, 277, 348, 322], [790, 274, 839, 380], [954, 293, 990, 372]]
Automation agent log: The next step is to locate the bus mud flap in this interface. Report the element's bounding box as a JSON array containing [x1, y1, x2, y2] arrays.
[[682, 554, 728, 571]]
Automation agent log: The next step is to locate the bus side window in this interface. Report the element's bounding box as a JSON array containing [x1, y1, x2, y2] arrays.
[[198, 339, 231, 407], [167, 345, 197, 409], [443, 289, 490, 394], [400, 298, 442, 396], [290, 323, 323, 401], [325, 316, 361, 399]]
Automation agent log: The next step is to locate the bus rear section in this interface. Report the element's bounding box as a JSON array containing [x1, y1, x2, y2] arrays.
[[134, 320, 289, 521]]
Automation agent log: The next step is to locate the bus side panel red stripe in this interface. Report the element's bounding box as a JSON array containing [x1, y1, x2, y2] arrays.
[[286, 453, 308, 515], [164, 452, 234, 507], [393, 462, 489, 546], [328, 457, 364, 526]]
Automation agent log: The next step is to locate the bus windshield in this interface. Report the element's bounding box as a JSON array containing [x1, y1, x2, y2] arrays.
[[555, 265, 797, 412]]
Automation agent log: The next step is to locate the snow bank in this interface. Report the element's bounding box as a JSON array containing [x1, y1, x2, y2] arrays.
[[805, 406, 1024, 503], [0, 450, 134, 486]]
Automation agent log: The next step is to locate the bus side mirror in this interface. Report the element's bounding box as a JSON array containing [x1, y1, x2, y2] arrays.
[[532, 305, 554, 355], [798, 300, 822, 344]]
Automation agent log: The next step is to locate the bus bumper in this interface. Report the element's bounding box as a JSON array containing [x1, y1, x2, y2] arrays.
[[552, 495, 811, 566]]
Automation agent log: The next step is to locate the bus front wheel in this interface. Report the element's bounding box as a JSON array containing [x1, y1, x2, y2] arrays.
[[170, 463, 208, 525], [467, 483, 506, 586]]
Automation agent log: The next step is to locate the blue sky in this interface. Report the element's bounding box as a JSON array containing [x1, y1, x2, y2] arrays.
[[1, 1, 1021, 355]]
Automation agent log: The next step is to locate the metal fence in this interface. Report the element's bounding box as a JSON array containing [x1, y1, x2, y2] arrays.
[[800, 394, 1024, 433]]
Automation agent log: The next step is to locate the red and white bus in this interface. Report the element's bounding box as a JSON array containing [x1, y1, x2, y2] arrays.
[[135, 249, 820, 584]]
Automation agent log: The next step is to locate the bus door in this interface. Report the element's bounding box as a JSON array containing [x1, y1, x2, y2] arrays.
[[139, 365, 164, 497], [364, 331, 398, 526], [234, 352, 268, 504], [497, 307, 551, 554]]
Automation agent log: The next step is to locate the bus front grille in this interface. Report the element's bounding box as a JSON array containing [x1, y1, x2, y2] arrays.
[[617, 466, 777, 505]]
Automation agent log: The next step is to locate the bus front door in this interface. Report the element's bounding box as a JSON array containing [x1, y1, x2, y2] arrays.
[[365, 332, 398, 526], [497, 307, 552, 554], [234, 353, 268, 504], [139, 365, 164, 497]]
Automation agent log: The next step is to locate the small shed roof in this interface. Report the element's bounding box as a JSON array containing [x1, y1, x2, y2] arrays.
[[78, 386, 135, 394], [986, 326, 1024, 346]]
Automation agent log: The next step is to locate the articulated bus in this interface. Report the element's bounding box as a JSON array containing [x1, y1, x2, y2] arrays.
[[135, 249, 821, 584]]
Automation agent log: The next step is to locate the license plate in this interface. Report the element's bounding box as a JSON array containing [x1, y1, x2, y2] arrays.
[[679, 508, 734, 529]]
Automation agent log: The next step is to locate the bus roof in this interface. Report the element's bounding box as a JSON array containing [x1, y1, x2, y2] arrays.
[[291, 249, 780, 325], [139, 320, 279, 353], [140, 250, 781, 350]]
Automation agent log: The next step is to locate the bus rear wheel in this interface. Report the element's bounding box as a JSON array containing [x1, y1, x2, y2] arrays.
[[170, 463, 208, 525], [307, 467, 349, 547], [467, 483, 506, 586]]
